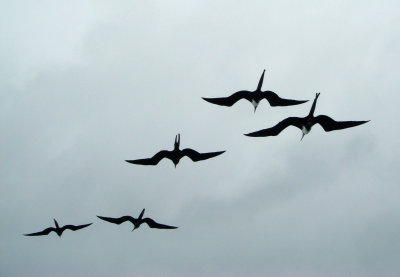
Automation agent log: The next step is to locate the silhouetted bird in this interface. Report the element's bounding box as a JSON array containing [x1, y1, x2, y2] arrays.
[[97, 209, 178, 231], [245, 93, 369, 140], [24, 219, 92, 237], [126, 134, 225, 167], [202, 69, 308, 112]]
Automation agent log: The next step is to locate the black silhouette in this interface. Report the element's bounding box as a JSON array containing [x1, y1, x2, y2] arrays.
[[245, 93, 369, 140], [97, 209, 178, 231], [202, 69, 308, 112], [24, 219, 92, 237], [126, 134, 225, 167]]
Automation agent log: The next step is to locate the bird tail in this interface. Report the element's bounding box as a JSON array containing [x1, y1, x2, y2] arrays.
[[138, 209, 145, 220], [174, 134, 180, 150], [256, 70, 266, 91]]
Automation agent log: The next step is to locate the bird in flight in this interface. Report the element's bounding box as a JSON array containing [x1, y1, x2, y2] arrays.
[[125, 134, 225, 167], [245, 93, 369, 140], [24, 219, 92, 237], [202, 69, 308, 112], [97, 209, 178, 231]]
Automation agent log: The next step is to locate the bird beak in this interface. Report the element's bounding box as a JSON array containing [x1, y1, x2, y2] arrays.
[[301, 133, 305, 141]]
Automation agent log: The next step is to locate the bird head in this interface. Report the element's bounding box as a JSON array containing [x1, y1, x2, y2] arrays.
[[251, 100, 259, 113], [131, 224, 139, 232], [300, 125, 311, 141]]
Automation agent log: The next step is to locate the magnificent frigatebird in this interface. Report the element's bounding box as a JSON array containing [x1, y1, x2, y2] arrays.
[[202, 70, 308, 112], [24, 219, 92, 237], [125, 134, 225, 167], [97, 209, 178, 231], [245, 93, 369, 140]]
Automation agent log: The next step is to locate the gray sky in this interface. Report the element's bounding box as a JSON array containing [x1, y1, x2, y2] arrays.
[[1, 1, 400, 276]]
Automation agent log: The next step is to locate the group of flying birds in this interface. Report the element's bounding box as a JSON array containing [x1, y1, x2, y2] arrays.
[[125, 69, 368, 166], [24, 209, 177, 237], [25, 69, 368, 237]]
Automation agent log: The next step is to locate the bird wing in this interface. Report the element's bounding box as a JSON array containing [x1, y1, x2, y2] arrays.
[[63, 223, 92, 232], [315, 115, 369, 132], [24, 227, 55, 236], [125, 150, 172, 165], [181, 148, 225, 162], [202, 90, 252, 106], [97, 216, 134, 225], [142, 218, 178, 229], [261, 91, 309, 106], [244, 117, 304, 137]]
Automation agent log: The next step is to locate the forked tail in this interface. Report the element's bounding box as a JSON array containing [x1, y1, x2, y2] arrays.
[[174, 134, 180, 150], [138, 209, 145, 220], [256, 70, 266, 91], [308, 92, 320, 117]]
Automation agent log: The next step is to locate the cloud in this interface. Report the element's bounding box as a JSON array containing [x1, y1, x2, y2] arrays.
[[1, 1, 400, 276]]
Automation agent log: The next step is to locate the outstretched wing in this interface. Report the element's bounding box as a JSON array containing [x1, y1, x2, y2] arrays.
[[245, 117, 304, 137], [142, 218, 178, 229], [262, 91, 309, 107], [97, 216, 134, 225], [126, 150, 172, 166], [63, 223, 92, 232], [24, 227, 55, 236], [181, 148, 225, 162], [315, 115, 369, 132], [202, 90, 252, 107]]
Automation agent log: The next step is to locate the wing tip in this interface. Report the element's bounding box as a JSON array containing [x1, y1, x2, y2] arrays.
[[125, 159, 145, 165], [357, 120, 370, 127], [163, 225, 178, 229], [244, 132, 257, 137]]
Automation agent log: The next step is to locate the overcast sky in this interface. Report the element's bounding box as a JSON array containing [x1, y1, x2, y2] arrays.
[[1, 1, 400, 276]]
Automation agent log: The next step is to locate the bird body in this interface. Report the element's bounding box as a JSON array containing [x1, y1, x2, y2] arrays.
[[126, 134, 225, 167], [24, 219, 92, 237], [202, 70, 308, 112], [245, 93, 369, 140], [97, 209, 178, 231]]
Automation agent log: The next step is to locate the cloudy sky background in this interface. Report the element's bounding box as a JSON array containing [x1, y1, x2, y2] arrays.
[[1, 1, 400, 276]]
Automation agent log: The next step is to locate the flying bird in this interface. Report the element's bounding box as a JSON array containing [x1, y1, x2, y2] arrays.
[[97, 209, 178, 231], [24, 219, 92, 237], [125, 134, 225, 167], [245, 93, 369, 140], [202, 69, 308, 112]]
